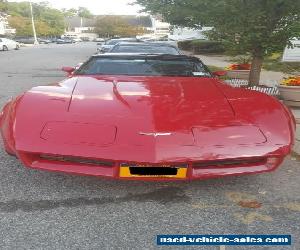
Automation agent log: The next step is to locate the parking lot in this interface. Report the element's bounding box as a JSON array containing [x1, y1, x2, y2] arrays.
[[0, 43, 299, 250]]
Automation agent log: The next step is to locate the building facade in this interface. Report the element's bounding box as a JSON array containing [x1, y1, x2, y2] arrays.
[[148, 15, 212, 41], [64, 17, 98, 40], [150, 16, 171, 37], [0, 12, 16, 36], [169, 27, 213, 41], [283, 39, 300, 62]]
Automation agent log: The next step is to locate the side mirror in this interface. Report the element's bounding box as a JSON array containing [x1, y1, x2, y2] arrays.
[[74, 63, 83, 70], [61, 66, 75, 76], [212, 71, 227, 77]]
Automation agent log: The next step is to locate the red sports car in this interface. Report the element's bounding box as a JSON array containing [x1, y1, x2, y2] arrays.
[[0, 54, 296, 180]]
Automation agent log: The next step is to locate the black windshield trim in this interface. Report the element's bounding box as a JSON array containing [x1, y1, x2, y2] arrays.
[[74, 55, 212, 77]]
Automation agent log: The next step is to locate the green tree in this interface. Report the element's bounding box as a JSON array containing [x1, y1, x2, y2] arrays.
[[38, 7, 65, 35], [94, 16, 118, 38], [6, 1, 31, 17], [0, 0, 8, 12], [62, 8, 77, 18], [136, 0, 300, 85], [62, 7, 93, 18], [78, 7, 93, 18], [6, 1, 65, 36], [95, 16, 146, 38], [8, 16, 32, 36]]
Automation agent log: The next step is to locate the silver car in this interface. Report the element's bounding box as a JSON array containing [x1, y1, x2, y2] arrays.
[[97, 38, 140, 53]]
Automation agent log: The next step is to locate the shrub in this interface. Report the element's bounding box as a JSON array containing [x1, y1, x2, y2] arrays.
[[178, 40, 193, 50], [191, 40, 225, 54], [178, 40, 225, 54], [263, 55, 300, 74]]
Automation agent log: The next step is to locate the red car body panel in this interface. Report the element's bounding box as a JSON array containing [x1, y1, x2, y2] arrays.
[[0, 75, 296, 181]]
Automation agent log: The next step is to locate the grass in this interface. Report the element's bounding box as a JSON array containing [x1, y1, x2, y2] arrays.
[[207, 65, 231, 80], [263, 60, 300, 74], [228, 53, 300, 74], [207, 65, 225, 72], [208, 52, 300, 76]]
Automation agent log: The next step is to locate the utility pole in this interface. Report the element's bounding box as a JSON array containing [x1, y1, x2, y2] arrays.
[[29, 1, 39, 45]]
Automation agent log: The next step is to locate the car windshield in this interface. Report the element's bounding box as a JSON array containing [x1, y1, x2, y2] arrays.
[[75, 57, 211, 77], [110, 45, 180, 55], [105, 39, 137, 45], [105, 40, 121, 45]]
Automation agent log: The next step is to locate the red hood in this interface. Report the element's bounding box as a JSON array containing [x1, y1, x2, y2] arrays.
[[14, 75, 273, 163], [69, 76, 234, 132]]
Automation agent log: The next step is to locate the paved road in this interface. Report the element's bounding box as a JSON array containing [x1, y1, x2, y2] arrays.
[[0, 43, 299, 250]]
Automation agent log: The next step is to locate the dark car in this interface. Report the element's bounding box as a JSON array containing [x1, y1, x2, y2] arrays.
[[15, 37, 35, 44], [38, 38, 51, 44], [56, 38, 74, 44], [97, 38, 141, 53], [49, 38, 59, 43], [108, 42, 181, 55]]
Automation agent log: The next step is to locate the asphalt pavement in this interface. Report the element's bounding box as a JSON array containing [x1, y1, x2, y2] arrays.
[[0, 43, 299, 250]]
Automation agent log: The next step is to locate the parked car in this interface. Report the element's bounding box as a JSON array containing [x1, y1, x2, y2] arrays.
[[143, 37, 178, 47], [72, 38, 82, 43], [0, 38, 20, 51], [0, 54, 295, 181], [97, 38, 140, 53], [56, 38, 74, 44], [15, 37, 35, 44], [38, 38, 51, 44], [80, 37, 90, 42], [108, 42, 182, 55], [49, 38, 59, 43], [94, 38, 105, 43]]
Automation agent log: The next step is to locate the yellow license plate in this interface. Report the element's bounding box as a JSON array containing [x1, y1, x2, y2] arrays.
[[119, 164, 187, 178]]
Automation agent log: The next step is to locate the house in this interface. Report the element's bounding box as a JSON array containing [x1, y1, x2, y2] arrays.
[[169, 27, 213, 41], [146, 15, 212, 41], [150, 16, 171, 37], [282, 39, 300, 62], [0, 20, 4, 35], [0, 12, 16, 36], [64, 17, 97, 40]]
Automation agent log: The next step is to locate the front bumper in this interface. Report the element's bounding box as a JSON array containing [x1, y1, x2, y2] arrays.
[[17, 152, 284, 181]]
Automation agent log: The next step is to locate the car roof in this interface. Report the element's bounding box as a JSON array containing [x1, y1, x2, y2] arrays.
[[114, 42, 176, 47], [91, 53, 200, 61], [109, 38, 138, 41]]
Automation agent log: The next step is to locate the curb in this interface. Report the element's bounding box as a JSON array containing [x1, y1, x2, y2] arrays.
[[293, 145, 300, 156], [293, 123, 300, 155]]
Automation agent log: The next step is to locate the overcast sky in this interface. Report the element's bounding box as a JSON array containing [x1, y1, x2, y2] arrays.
[[10, 0, 143, 15]]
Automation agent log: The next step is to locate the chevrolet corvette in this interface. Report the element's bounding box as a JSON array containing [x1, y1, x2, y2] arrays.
[[0, 54, 296, 180]]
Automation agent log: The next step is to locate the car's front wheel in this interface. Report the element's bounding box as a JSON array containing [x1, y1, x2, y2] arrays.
[[3, 45, 8, 51]]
